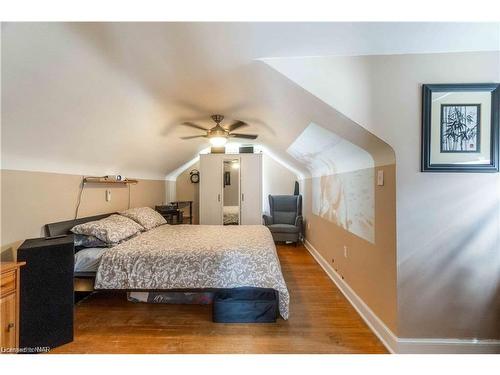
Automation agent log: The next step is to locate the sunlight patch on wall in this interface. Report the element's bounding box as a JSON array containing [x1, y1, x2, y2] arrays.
[[287, 123, 375, 243]]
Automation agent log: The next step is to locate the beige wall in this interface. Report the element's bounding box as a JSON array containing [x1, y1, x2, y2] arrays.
[[267, 51, 500, 340], [1, 169, 166, 259], [304, 164, 397, 333], [369, 52, 500, 340]]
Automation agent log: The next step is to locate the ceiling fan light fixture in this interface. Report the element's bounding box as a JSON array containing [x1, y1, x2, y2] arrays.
[[209, 136, 227, 147], [179, 115, 257, 144]]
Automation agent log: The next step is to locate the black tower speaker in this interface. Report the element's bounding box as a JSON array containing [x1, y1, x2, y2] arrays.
[[17, 235, 74, 351]]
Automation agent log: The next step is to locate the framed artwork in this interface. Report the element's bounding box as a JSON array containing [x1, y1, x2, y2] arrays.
[[421, 83, 499, 172]]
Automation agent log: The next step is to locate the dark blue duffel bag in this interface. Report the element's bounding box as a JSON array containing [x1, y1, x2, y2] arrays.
[[212, 287, 279, 323]]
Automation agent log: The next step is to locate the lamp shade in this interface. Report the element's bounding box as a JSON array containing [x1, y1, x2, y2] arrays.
[[209, 136, 227, 147]]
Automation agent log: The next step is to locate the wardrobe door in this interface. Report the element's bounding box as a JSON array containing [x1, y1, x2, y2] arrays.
[[199, 154, 223, 224], [240, 154, 262, 225]]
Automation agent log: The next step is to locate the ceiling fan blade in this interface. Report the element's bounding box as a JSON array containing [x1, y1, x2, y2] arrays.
[[229, 133, 258, 140], [227, 121, 248, 132], [180, 135, 208, 140], [180, 122, 208, 131]]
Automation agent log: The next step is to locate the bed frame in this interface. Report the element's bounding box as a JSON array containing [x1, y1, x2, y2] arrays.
[[45, 213, 115, 280], [44, 214, 281, 320]]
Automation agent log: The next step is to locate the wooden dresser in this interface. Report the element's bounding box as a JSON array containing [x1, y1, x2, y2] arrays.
[[0, 262, 25, 354]]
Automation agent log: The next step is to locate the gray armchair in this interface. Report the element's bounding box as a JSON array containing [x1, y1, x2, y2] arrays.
[[263, 195, 303, 245]]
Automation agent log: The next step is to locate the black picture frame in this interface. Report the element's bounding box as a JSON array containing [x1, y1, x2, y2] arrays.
[[421, 83, 499, 172]]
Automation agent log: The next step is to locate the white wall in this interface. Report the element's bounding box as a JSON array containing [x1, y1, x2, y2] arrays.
[[266, 51, 500, 340], [2, 23, 177, 180], [262, 154, 298, 214]]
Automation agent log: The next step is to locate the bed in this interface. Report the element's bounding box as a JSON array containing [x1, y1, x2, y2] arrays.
[[46, 214, 290, 319], [223, 205, 239, 225]]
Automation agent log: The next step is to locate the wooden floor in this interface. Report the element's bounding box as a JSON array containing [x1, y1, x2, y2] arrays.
[[52, 244, 387, 354]]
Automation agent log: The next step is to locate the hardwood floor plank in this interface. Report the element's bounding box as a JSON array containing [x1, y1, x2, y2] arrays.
[[51, 243, 387, 354]]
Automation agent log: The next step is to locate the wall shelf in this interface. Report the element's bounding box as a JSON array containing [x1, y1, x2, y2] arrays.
[[83, 177, 138, 185]]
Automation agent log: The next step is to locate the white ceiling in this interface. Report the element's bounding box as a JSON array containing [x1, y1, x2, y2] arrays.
[[2, 22, 499, 179]]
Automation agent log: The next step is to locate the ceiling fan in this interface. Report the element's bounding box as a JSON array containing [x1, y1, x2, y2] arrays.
[[179, 114, 258, 147]]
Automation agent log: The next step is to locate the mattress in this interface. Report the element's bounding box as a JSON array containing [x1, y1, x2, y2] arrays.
[[94, 224, 290, 319], [74, 247, 107, 273]]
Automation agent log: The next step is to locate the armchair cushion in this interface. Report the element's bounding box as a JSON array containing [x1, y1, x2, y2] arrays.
[[267, 224, 300, 234], [273, 211, 297, 225]]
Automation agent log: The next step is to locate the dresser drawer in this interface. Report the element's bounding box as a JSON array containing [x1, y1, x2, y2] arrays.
[[0, 270, 16, 298]]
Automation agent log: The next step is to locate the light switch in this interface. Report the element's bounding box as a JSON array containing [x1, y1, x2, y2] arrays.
[[377, 170, 384, 186]]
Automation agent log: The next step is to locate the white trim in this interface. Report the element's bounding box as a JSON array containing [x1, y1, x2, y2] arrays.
[[397, 338, 500, 354], [303, 239, 500, 354]]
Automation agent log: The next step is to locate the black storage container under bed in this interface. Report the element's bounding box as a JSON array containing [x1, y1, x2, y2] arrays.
[[212, 287, 279, 323]]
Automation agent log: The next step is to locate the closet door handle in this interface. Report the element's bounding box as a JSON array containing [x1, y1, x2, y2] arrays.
[[241, 193, 245, 202], [218, 194, 221, 202]]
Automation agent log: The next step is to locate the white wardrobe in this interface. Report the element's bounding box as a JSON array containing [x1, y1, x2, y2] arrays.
[[199, 153, 262, 225]]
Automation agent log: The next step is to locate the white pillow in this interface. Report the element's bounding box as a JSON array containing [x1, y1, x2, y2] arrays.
[[71, 214, 144, 244], [119, 207, 167, 230], [74, 247, 107, 273]]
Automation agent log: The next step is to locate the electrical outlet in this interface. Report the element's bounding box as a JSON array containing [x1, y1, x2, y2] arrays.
[[106, 189, 112, 202], [343, 245, 348, 258]]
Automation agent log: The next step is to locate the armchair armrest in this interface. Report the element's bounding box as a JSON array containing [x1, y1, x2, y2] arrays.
[[295, 215, 303, 229], [263, 214, 273, 226]]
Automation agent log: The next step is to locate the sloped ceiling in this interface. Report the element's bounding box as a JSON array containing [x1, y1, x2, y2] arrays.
[[2, 22, 499, 179]]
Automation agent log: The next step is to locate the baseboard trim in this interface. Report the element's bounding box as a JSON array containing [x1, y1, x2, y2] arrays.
[[397, 338, 500, 354], [303, 240, 398, 353], [303, 240, 500, 354]]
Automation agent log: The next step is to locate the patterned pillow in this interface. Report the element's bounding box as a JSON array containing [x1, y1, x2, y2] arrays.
[[71, 214, 144, 244], [119, 207, 167, 231]]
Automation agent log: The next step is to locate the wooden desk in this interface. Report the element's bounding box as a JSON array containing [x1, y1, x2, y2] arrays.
[[1, 262, 25, 354], [155, 205, 183, 224], [170, 201, 193, 224]]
